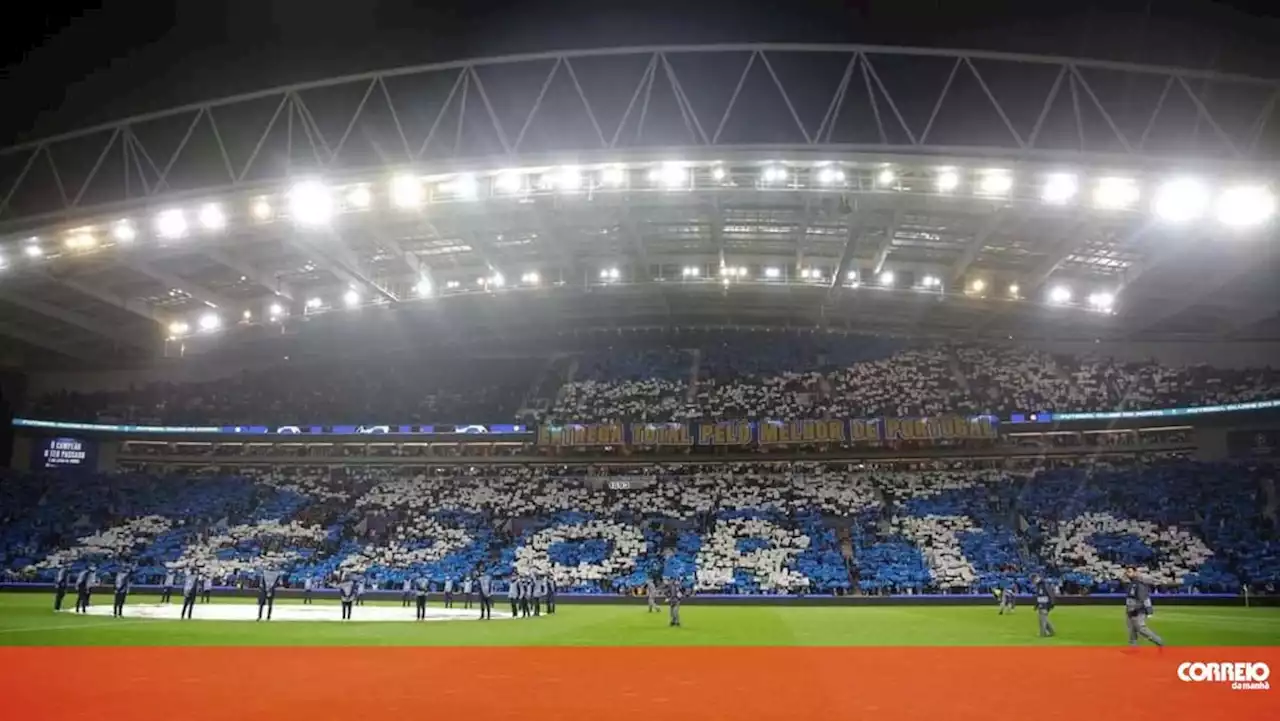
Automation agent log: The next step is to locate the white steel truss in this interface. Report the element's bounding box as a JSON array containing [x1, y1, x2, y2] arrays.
[[1, 44, 1277, 230]]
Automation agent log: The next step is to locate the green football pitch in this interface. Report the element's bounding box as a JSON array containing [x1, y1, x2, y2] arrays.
[[2, 592, 1278, 646]]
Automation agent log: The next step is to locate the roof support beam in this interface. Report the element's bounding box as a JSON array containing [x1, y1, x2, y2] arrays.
[[0, 321, 96, 361], [126, 260, 236, 309], [829, 203, 880, 291], [871, 208, 905, 275], [792, 204, 817, 269], [47, 273, 169, 326], [202, 248, 296, 300], [289, 230, 398, 303], [1022, 220, 1095, 293], [0, 290, 147, 348], [947, 207, 1011, 285]]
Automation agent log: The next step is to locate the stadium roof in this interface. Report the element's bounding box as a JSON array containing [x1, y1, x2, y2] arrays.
[[0, 44, 1278, 368]]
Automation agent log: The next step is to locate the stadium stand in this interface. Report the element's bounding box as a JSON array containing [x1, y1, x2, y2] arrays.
[[4, 457, 1277, 596], [27, 337, 1279, 425]]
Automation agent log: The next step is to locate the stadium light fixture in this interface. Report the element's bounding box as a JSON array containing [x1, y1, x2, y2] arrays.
[[816, 166, 846, 185], [415, 278, 433, 296], [737, 266, 749, 278], [288, 180, 335, 227], [1214, 185, 1276, 229], [445, 280, 460, 289], [154, 208, 188, 239], [600, 166, 626, 187], [251, 197, 274, 220], [970, 278, 986, 294], [1152, 177, 1209, 223], [711, 165, 727, 182], [445, 174, 479, 200], [1048, 285, 1072, 304], [111, 219, 137, 242], [521, 271, 540, 286], [269, 302, 285, 319], [168, 321, 190, 337], [490, 272, 505, 288], [1008, 283, 1020, 298], [599, 267, 620, 281], [65, 232, 97, 251], [648, 163, 687, 189], [390, 174, 425, 209], [494, 171, 524, 194], [879, 270, 895, 286], [0, 254, 6, 270], [23, 241, 42, 258], [197, 312, 221, 332], [346, 185, 373, 209], [846, 270, 858, 282], [549, 167, 584, 192], [305, 297, 323, 309], [343, 289, 360, 307], [761, 165, 788, 184], [1093, 177, 1140, 210], [1041, 173, 1078, 205], [921, 275, 941, 288], [876, 168, 896, 187], [682, 266, 700, 278], [977, 170, 1012, 196], [935, 168, 960, 193], [198, 202, 226, 231], [1088, 291, 1115, 312], [764, 267, 780, 279], [242, 309, 252, 321]]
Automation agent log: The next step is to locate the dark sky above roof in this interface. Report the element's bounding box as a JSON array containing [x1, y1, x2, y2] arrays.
[[1, 0, 1278, 145]]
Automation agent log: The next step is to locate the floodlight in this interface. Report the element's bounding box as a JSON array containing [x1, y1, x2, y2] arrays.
[[490, 273, 505, 288], [1088, 291, 1115, 312], [552, 167, 584, 192], [65, 233, 96, 250], [390, 174, 424, 209], [977, 171, 1012, 196], [521, 272, 540, 285], [198, 203, 226, 231], [936, 169, 960, 192], [416, 278, 433, 296], [601, 167, 626, 187], [1093, 177, 1140, 210], [879, 270, 895, 286], [288, 181, 335, 226], [305, 297, 323, 309], [970, 279, 986, 293], [817, 166, 846, 185], [197, 313, 220, 332], [1008, 284, 1020, 298], [877, 168, 896, 186], [24, 243, 42, 258], [112, 220, 137, 242], [269, 303, 285, 318], [765, 267, 781, 279], [154, 208, 188, 239], [1041, 173, 1078, 204], [168, 321, 190, 337], [1048, 285, 1072, 304], [922, 275, 940, 288], [762, 166, 788, 184], [682, 266, 700, 278], [343, 289, 360, 307], [1152, 177, 1209, 223], [242, 309, 252, 321], [1215, 185, 1276, 228], [447, 174, 478, 200], [346, 185, 372, 209], [711, 165, 727, 182], [495, 171, 524, 194]]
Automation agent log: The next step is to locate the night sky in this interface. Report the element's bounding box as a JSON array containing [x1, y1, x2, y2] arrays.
[[1, 0, 1278, 145]]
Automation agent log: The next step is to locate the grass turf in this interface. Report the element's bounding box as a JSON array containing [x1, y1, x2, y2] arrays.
[[2, 592, 1278, 646]]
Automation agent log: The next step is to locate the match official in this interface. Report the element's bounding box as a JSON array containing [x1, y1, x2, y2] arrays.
[[545, 576, 556, 615], [112, 565, 132, 617], [532, 576, 545, 617], [257, 568, 282, 621], [160, 569, 175, 603], [1123, 567, 1165, 647], [402, 578, 412, 607], [201, 575, 212, 603], [303, 576, 314, 604], [462, 576, 474, 609], [74, 566, 94, 613], [180, 570, 199, 620], [1032, 574, 1056, 637], [666, 579, 684, 628], [415, 575, 429, 621], [646, 578, 659, 613], [477, 574, 492, 620], [444, 577, 454, 608], [53, 567, 68, 611], [508, 577, 520, 617], [339, 576, 355, 620]]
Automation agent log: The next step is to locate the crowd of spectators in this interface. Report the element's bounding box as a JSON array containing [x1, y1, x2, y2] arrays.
[[4, 456, 1276, 596], [26, 336, 1276, 426]]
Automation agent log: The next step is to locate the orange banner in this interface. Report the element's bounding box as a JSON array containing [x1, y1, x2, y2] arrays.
[[0, 646, 1273, 721]]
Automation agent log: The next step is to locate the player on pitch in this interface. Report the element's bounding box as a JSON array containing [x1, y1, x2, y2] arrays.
[[1123, 567, 1165, 647], [1031, 573, 1055, 637]]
